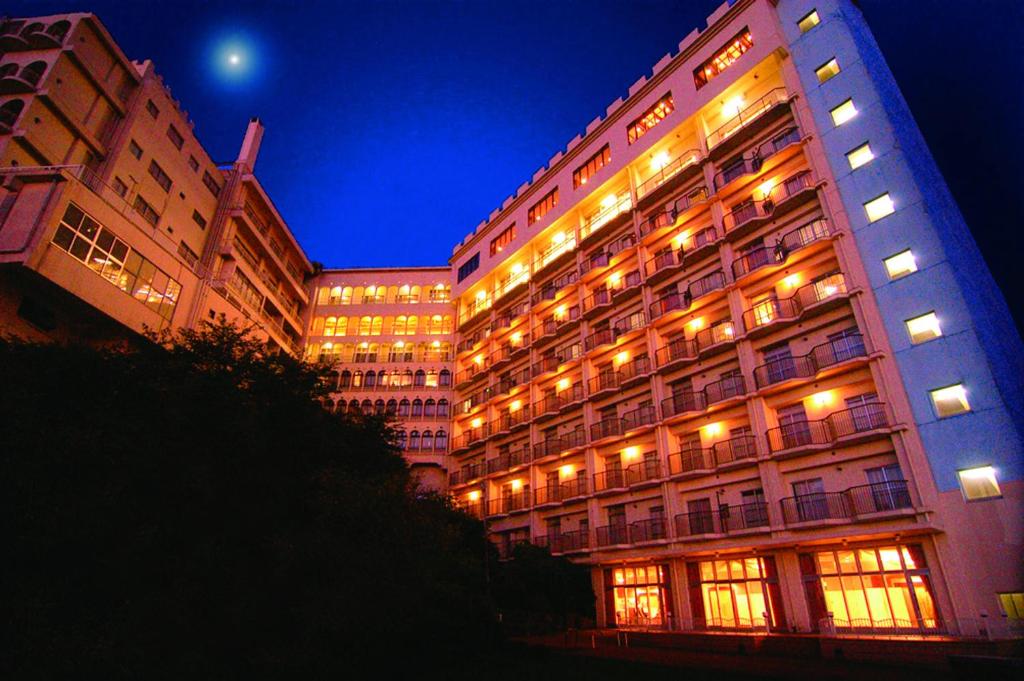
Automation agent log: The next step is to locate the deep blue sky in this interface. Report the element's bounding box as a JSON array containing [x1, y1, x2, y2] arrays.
[[10, 0, 1024, 325]]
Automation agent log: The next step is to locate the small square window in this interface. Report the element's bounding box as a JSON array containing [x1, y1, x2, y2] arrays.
[[906, 312, 942, 344], [999, 592, 1024, 619], [798, 10, 820, 33], [864, 193, 895, 222], [815, 58, 841, 84], [930, 384, 970, 418], [830, 99, 857, 126], [128, 139, 143, 160], [846, 142, 874, 170], [884, 249, 917, 280], [957, 466, 1001, 501]]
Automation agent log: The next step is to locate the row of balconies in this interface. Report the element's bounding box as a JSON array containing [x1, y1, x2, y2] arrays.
[[0, 19, 70, 51], [451, 400, 893, 492]]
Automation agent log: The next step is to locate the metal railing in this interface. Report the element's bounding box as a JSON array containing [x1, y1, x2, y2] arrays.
[[706, 87, 789, 149], [780, 480, 911, 524], [767, 402, 892, 453], [636, 149, 701, 199], [731, 218, 832, 279], [753, 334, 866, 389], [742, 273, 848, 332], [629, 517, 669, 543]]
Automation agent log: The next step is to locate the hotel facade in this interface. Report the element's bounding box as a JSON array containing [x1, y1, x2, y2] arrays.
[[2, 1, 1022, 640]]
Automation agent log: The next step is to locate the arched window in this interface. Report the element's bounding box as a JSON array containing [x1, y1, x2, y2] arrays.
[[425, 370, 438, 388], [327, 370, 340, 391], [20, 61, 46, 87], [398, 399, 411, 417], [435, 430, 448, 451], [442, 316, 453, 334], [406, 315, 419, 335], [45, 20, 71, 42], [322, 398, 334, 411], [358, 316, 372, 335], [409, 430, 421, 451], [352, 370, 363, 387], [348, 399, 360, 414], [367, 344, 379, 362], [328, 286, 342, 304], [311, 317, 325, 335], [386, 285, 398, 303], [340, 286, 353, 304], [414, 369, 426, 387], [317, 342, 333, 363], [394, 315, 407, 336], [0, 99, 26, 129], [439, 369, 451, 386], [365, 370, 377, 387], [353, 286, 365, 303], [371, 316, 383, 335], [410, 285, 421, 303], [411, 398, 423, 417], [317, 287, 330, 305], [324, 316, 337, 336], [0, 64, 17, 80], [398, 284, 411, 303], [339, 370, 352, 388], [424, 399, 436, 417], [395, 430, 407, 449], [374, 399, 386, 415], [437, 399, 449, 417], [421, 430, 434, 450], [364, 285, 377, 303], [360, 399, 373, 415], [335, 317, 348, 336], [386, 399, 398, 415], [20, 23, 45, 37], [402, 370, 413, 387]]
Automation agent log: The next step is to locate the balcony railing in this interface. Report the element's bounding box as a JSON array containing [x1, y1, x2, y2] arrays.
[[645, 248, 684, 279], [536, 529, 590, 554], [498, 408, 531, 431], [766, 402, 892, 453], [780, 481, 911, 525], [731, 218, 832, 280], [532, 269, 579, 306], [703, 374, 747, 404], [612, 310, 646, 337], [713, 126, 802, 189], [629, 517, 669, 543], [636, 149, 701, 200], [452, 424, 491, 451], [590, 417, 621, 442], [706, 87, 789, 149], [674, 510, 717, 538], [668, 434, 758, 475], [656, 337, 698, 368], [742, 273, 848, 333], [637, 185, 709, 238], [535, 476, 589, 506], [596, 523, 629, 547], [582, 288, 614, 314], [661, 391, 707, 419], [580, 194, 632, 242], [680, 225, 719, 261], [718, 501, 770, 532], [723, 170, 815, 234], [533, 305, 581, 342], [753, 334, 866, 389], [625, 457, 662, 485], [534, 234, 577, 273], [584, 328, 615, 352], [649, 271, 726, 321], [621, 404, 658, 431], [488, 492, 531, 516], [532, 354, 562, 377]]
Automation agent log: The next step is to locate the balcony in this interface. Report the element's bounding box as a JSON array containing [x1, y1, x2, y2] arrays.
[[703, 374, 747, 405], [497, 407, 531, 433], [531, 269, 579, 306], [668, 434, 758, 476], [456, 331, 484, 355], [621, 404, 658, 432], [713, 126, 802, 190], [742, 273, 849, 336], [636, 149, 702, 204], [555, 384, 586, 411], [694, 321, 737, 356], [580, 233, 638, 280], [494, 269, 530, 304], [584, 328, 615, 353], [496, 367, 531, 397], [533, 306, 581, 344], [638, 185, 710, 240], [706, 87, 790, 152], [648, 271, 726, 322], [450, 461, 486, 487], [674, 510, 718, 538], [580, 194, 633, 245], [582, 288, 614, 316], [645, 248, 685, 283], [679, 225, 720, 265], [533, 234, 577, 277], [661, 391, 707, 419], [488, 492, 532, 517], [779, 480, 912, 526], [532, 354, 562, 378], [656, 337, 698, 370], [458, 296, 492, 328], [629, 517, 669, 544], [766, 402, 894, 455], [722, 171, 816, 240], [589, 417, 621, 443], [674, 503, 770, 539], [534, 529, 590, 554], [731, 219, 833, 282], [612, 311, 646, 339], [596, 523, 630, 547], [753, 334, 867, 390], [535, 477, 589, 506]]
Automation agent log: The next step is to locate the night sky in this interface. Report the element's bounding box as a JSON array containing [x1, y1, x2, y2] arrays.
[[9, 0, 1023, 327]]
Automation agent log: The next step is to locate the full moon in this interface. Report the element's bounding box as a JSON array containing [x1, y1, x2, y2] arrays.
[[229, 54, 240, 65]]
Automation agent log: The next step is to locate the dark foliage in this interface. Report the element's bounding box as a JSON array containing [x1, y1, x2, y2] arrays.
[[492, 543, 596, 634]]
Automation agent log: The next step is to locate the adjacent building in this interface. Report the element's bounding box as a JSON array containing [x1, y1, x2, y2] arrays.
[[2, 2, 1022, 640]]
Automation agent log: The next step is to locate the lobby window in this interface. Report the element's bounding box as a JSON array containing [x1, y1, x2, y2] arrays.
[[957, 466, 1001, 501], [148, 160, 172, 192], [798, 10, 820, 33], [528, 187, 559, 225], [884, 249, 917, 280], [191, 210, 207, 230], [490, 223, 516, 256], [609, 564, 670, 628], [129, 139, 143, 160], [999, 593, 1024, 620], [864, 193, 895, 222], [628, 93, 674, 143], [145, 99, 160, 119], [815, 58, 841, 84], [906, 312, 942, 344], [694, 28, 753, 90], [830, 99, 857, 126], [202, 170, 222, 197], [846, 142, 874, 170], [457, 252, 480, 283], [573, 144, 610, 189], [930, 384, 970, 418], [691, 557, 780, 628], [166, 124, 185, 150]]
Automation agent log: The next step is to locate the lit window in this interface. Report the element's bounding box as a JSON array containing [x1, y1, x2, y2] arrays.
[[930, 384, 970, 418], [693, 28, 754, 90], [884, 249, 917, 280], [798, 10, 820, 33], [864, 193, 895, 222], [906, 312, 942, 344], [957, 466, 1001, 501], [830, 99, 857, 126], [999, 592, 1024, 620], [846, 142, 874, 170], [815, 58, 841, 83], [627, 93, 674, 144], [573, 144, 611, 189], [527, 187, 559, 225]]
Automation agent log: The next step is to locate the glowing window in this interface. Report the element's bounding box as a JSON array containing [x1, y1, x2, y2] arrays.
[[906, 312, 942, 344], [830, 99, 857, 126], [528, 187, 559, 225], [815, 58, 841, 83], [694, 28, 754, 90], [884, 249, 917, 280], [798, 10, 820, 33], [489, 223, 516, 256], [846, 142, 874, 170], [999, 592, 1024, 620], [573, 144, 611, 189], [957, 466, 1001, 501], [864, 193, 895, 222], [627, 93, 674, 144], [930, 384, 970, 418]]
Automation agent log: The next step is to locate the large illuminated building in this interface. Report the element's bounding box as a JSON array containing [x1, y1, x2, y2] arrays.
[[2, 2, 1022, 641], [444, 0, 1023, 635], [305, 268, 454, 489], [0, 13, 310, 352]]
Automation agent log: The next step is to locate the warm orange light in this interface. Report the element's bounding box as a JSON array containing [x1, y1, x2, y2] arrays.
[[557, 377, 571, 392], [510, 399, 522, 412], [475, 289, 486, 300], [394, 340, 405, 348], [511, 478, 523, 491], [608, 272, 621, 286], [600, 193, 618, 209], [723, 323, 734, 337], [511, 263, 524, 275], [432, 340, 441, 347], [560, 464, 574, 477], [511, 331, 522, 343], [810, 390, 835, 408], [723, 95, 744, 118], [614, 350, 630, 366], [702, 422, 723, 437], [622, 446, 640, 459], [552, 231, 566, 245], [474, 354, 484, 365], [756, 179, 775, 200], [651, 150, 671, 171], [555, 304, 567, 319], [687, 317, 705, 331], [468, 490, 481, 502], [470, 417, 483, 428], [783, 273, 801, 288]]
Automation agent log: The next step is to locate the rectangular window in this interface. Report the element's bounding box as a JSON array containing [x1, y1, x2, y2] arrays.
[[188, 155, 199, 172], [202, 170, 222, 197], [489, 223, 516, 256], [132, 194, 160, 226], [50, 203, 181, 321], [177, 240, 199, 269], [191, 209, 208, 230], [166, 124, 185, 150], [884, 249, 917, 280], [693, 556, 777, 628], [830, 99, 857, 126], [457, 252, 480, 283], [815, 58, 841, 83], [999, 592, 1024, 619], [930, 384, 970, 418], [573, 144, 611, 189], [628, 93, 674, 143], [694, 28, 754, 90], [128, 139, 143, 160], [146, 100, 160, 119], [864, 193, 895, 222], [147, 160, 172, 192], [112, 176, 128, 198], [846, 142, 874, 169], [957, 466, 1001, 500], [798, 9, 820, 33], [906, 312, 942, 344], [527, 187, 559, 225]]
